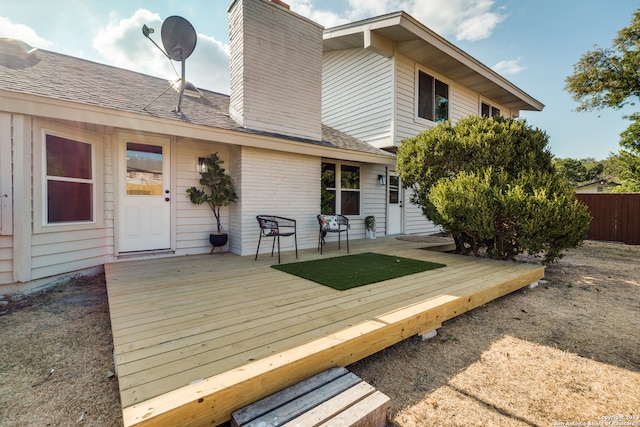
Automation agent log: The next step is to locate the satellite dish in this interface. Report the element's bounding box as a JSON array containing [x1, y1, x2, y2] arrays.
[[142, 16, 198, 116], [161, 16, 197, 62]]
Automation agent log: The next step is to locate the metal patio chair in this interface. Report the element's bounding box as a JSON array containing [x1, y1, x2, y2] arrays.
[[255, 215, 298, 264], [317, 214, 349, 254]]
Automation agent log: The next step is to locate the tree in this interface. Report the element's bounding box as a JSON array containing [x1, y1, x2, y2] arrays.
[[565, 9, 640, 188], [565, 10, 640, 113], [397, 116, 591, 263], [553, 158, 587, 184], [553, 157, 607, 185], [609, 150, 640, 192]]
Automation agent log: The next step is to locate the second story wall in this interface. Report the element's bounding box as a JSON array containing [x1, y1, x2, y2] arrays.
[[394, 53, 511, 144], [322, 48, 394, 149], [323, 47, 513, 150]]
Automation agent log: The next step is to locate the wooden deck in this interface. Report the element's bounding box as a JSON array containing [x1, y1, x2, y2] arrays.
[[105, 237, 544, 427]]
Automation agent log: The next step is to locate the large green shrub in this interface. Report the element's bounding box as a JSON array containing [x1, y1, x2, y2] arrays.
[[398, 116, 591, 263]]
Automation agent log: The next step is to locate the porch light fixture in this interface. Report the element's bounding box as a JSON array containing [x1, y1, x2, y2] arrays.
[[378, 174, 386, 186], [198, 157, 207, 173]]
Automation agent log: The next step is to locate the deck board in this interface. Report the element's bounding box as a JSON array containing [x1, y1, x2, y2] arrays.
[[105, 237, 544, 426]]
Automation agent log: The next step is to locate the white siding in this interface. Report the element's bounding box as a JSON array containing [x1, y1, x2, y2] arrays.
[[0, 113, 13, 284], [0, 236, 12, 284], [174, 141, 233, 255], [236, 147, 320, 256], [323, 48, 394, 147], [394, 54, 427, 144], [362, 164, 388, 237], [450, 85, 479, 123], [31, 229, 108, 279], [0, 119, 113, 285], [229, 0, 323, 140], [0, 113, 12, 237], [403, 189, 440, 235], [394, 53, 512, 145]]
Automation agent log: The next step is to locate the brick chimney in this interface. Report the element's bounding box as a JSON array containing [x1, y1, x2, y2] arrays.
[[228, 0, 323, 141]]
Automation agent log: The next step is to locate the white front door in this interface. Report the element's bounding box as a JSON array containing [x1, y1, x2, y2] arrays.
[[118, 137, 171, 252], [388, 173, 403, 235]]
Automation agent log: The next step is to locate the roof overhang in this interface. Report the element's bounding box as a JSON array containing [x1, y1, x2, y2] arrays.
[[0, 89, 396, 166], [324, 12, 544, 112]]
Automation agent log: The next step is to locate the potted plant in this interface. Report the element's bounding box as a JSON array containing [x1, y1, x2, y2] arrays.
[[364, 215, 376, 239], [186, 153, 238, 253]]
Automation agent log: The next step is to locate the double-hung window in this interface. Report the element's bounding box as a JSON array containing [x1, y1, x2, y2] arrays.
[[321, 162, 361, 215], [45, 134, 94, 224], [418, 70, 449, 123], [481, 101, 500, 118]]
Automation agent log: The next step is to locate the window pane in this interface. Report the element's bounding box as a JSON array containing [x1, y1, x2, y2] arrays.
[[341, 191, 360, 215], [48, 181, 93, 222], [321, 163, 336, 188], [434, 79, 449, 122], [491, 106, 500, 117], [126, 143, 163, 196], [341, 165, 360, 189], [418, 71, 434, 121], [481, 102, 490, 117], [46, 135, 92, 179], [322, 189, 336, 214], [389, 175, 399, 204]]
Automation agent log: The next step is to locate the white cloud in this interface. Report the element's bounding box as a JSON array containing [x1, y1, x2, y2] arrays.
[[186, 33, 230, 94], [492, 58, 525, 75], [0, 16, 53, 49], [288, 0, 351, 28], [302, 0, 507, 41], [92, 9, 230, 94], [407, 0, 506, 41]]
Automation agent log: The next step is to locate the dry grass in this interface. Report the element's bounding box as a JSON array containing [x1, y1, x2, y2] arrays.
[[350, 240, 640, 426], [1, 240, 638, 426], [0, 276, 121, 427]]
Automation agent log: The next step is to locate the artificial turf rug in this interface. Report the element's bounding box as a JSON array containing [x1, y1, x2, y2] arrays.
[[272, 252, 446, 291]]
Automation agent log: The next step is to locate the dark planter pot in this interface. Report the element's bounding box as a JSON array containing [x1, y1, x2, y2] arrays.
[[209, 233, 228, 247]]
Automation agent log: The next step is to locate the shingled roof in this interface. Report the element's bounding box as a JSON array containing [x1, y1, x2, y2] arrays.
[[0, 47, 394, 159]]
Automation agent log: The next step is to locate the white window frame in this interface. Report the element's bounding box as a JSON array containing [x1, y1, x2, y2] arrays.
[[480, 101, 501, 118], [321, 160, 362, 216], [33, 121, 103, 233], [416, 68, 449, 124]]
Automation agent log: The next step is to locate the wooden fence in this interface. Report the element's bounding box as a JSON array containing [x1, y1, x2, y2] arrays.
[[576, 193, 640, 245]]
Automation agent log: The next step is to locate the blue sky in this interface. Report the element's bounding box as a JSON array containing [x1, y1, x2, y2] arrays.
[[0, 0, 637, 160]]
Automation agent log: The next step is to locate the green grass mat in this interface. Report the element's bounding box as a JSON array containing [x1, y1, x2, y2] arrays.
[[272, 252, 446, 290]]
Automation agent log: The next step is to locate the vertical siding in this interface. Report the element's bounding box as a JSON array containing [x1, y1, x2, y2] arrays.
[[229, 0, 323, 140], [323, 48, 394, 147]]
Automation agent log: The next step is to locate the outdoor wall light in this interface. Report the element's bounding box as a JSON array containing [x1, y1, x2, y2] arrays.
[[378, 174, 386, 186], [198, 157, 207, 173]]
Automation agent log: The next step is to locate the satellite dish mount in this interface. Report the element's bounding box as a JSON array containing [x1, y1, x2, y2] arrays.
[[142, 16, 197, 116]]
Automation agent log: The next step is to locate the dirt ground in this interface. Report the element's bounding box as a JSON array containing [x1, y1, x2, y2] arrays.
[[1, 240, 638, 427]]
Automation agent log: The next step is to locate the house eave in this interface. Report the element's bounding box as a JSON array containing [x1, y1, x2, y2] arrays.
[[323, 11, 544, 112], [0, 89, 396, 165]]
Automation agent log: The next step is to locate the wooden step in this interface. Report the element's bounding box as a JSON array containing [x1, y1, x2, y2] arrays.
[[231, 367, 390, 427]]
